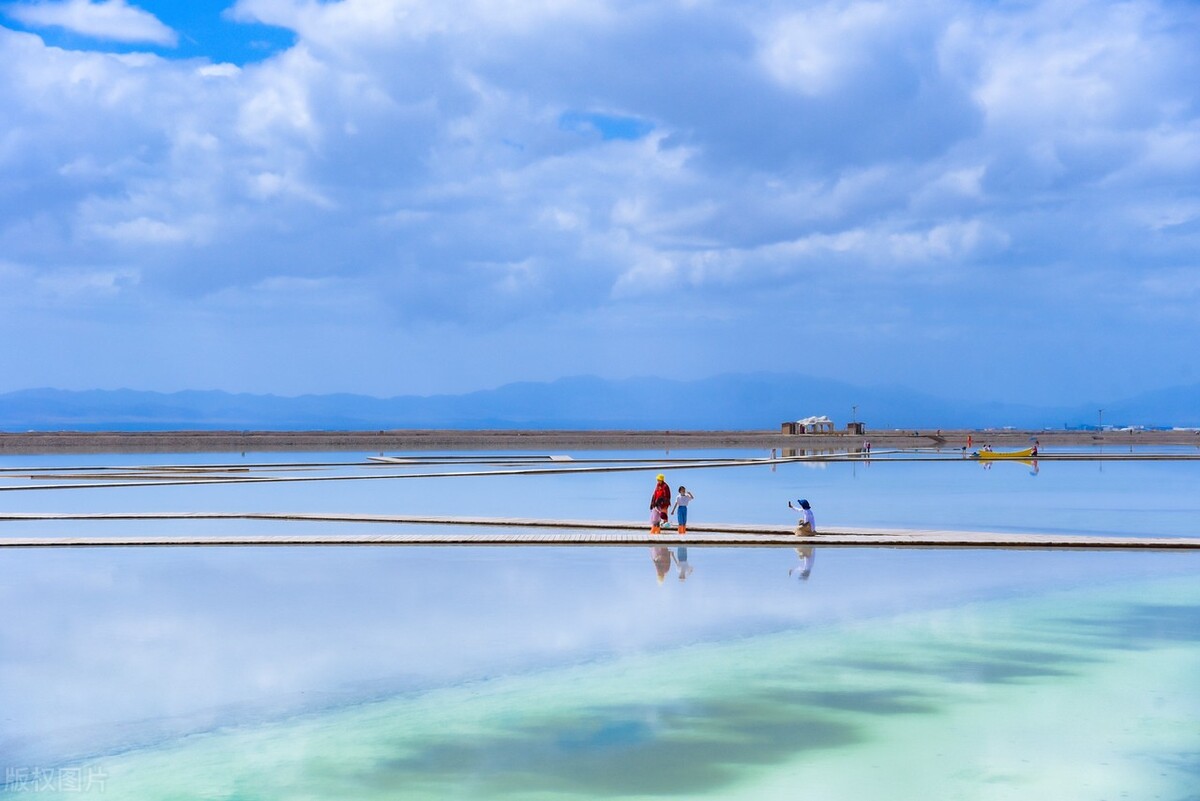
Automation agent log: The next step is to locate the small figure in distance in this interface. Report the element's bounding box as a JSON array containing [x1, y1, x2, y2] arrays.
[[788, 498, 816, 536], [1030, 439, 1039, 456], [670, 485, 694, 534]]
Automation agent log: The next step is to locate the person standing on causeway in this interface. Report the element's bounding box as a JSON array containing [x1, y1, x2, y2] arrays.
[[650, 474, 671, 534], [670, 486, 694, 534]]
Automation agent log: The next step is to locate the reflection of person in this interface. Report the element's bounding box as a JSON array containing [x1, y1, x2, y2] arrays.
[[651, 546, 672, 583], [789, 545, 814, 580], [670, 486, 694, 534], [675, 546, 694, 580], [788, 498, 816, 535], [649, 474, 671, 534]]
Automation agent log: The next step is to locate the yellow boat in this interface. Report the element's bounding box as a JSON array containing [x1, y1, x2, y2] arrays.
[[975, 447, 1036, 460]]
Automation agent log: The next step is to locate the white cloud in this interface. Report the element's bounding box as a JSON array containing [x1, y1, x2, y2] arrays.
[[5, 0, 177, 46], [1139, 267, 1200, 298], [952, 0, 1199, 182], [245, 170, 331, 206], [0, 259, 32, 288], [234, 46, 323, 146], [0, 0, 1198, 395], [89, 215, 192, 244], [229, 0, 610, 50], [35, 266, 139, 296], [757, 1, 896, 96], [197, 63, 240, 79], [885, 219, 1009, 264], [612, 217, 1011, 296], [970, 4, 1160, 129], [912, 165, 987, 207], [0, 258, 139, 306], [1130, 200, 1200, 233]]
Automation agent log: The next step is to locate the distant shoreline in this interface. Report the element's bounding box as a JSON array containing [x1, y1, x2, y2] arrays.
[[1, 428, 1197, 454]]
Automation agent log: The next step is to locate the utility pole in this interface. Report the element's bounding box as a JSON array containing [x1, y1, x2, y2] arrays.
[[1098, 409, 1104, 431], [852, 404, 858, 423]]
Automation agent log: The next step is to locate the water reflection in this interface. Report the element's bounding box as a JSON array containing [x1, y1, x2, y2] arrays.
[[789, 546, 815, 581], [4, 544, 1199, 784], [675, 546, 694, 581], [973, 457, 1039, 477], [650, 546, 696, 583], [11, 557, 1197, 801], [650, 546, 672, 583]]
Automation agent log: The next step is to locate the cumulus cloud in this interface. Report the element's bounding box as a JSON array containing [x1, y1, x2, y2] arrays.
[[0, 0, 1198, 397], [4, 0, 177, 45], [758, 1, 897, 96]]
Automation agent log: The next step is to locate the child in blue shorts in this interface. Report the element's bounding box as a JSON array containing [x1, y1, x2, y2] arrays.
[[670, 486, 694, 533]]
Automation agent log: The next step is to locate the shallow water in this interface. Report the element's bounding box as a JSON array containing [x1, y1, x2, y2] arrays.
[[2, 446, 1199, 537], [1, 448, 1198, 798]]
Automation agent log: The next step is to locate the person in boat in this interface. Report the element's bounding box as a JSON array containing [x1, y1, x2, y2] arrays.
[[670, 485, 694, 534], [788, 498, 816, 535], [1031, 440, 1039, 456], [650, 473, 671, 534]]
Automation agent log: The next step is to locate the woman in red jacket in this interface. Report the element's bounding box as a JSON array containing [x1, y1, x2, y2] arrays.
[[650, 474, 671, 534]]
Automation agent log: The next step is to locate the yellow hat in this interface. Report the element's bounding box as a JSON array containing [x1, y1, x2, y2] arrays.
[[656, 474, 665, 480]]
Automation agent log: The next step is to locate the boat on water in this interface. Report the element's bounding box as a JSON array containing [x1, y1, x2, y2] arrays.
[[974, 447, 1036, 460]]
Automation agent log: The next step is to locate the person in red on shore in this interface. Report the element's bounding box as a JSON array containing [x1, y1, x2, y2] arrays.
[[650, 473, 671, 534]]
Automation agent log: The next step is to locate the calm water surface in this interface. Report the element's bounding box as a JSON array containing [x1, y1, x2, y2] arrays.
[[1, 447, 1197, 798]]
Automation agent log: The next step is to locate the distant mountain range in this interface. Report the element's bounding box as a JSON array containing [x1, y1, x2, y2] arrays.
[[0, 374, 1196, 431]]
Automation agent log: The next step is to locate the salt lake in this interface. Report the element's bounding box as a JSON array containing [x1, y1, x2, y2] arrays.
[[2, 446, 1198, 798]]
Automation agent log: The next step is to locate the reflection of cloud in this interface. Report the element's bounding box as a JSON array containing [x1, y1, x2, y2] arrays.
[[46, 565, 1200, 799], [0, 535, 1175, 770]]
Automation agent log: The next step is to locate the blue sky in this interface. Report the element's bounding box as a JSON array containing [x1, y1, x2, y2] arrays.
[[1, 0, 1198, 404]]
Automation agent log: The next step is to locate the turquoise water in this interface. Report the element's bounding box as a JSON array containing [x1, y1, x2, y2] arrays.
[[1, 448, 1198, 798]]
